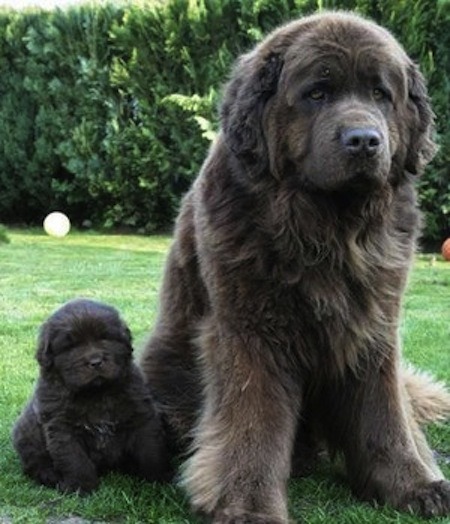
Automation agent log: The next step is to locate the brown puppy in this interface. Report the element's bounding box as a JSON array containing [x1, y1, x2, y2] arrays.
[[141, 11, 450, 523], [13, 298, 170, 493]]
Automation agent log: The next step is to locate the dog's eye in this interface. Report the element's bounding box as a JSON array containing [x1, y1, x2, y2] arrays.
[[373, 87, 390, 101], [308, 88, 326, 101]]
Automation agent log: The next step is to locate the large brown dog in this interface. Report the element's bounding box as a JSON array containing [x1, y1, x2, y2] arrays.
[[141, 12, 450, 523], [13, 299, 170, 493]]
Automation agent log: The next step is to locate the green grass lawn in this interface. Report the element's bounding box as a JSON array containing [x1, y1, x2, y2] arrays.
[[0, 229, 449, 524]]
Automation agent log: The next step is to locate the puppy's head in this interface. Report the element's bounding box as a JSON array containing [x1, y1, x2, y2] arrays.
[[37, 299, 133, 390]]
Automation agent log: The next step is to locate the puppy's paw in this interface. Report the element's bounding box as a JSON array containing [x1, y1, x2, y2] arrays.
[[399, 480, 450, 517], [57, 474, 99, 495], [212, 509, 287, 524], [36, 468, 60, 488]]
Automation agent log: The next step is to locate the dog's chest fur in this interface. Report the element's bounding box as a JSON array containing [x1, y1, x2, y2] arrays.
[[66, 391, 131, 459], [196, 172, 416, 377]]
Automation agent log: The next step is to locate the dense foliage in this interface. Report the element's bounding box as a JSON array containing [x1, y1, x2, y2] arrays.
[[0, 0, 448, 241]]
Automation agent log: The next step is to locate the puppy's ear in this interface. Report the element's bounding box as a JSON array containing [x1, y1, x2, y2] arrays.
[[120, 321, 133, 353], [405, 63, 437, 175], [220, 51, 283, 177], [36, 324, 54, 370]]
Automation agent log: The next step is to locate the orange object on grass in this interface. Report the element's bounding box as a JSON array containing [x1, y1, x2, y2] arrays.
[[442, 238, 450, 261]]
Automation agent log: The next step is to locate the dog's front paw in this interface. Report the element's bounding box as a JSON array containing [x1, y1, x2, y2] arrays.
[[36, 467, 60, 488], [212, 509, 287, 524], [399, 480, 450, 517], [57, 473, 99, 495]]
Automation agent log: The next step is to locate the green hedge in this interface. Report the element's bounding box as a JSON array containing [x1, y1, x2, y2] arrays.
[[0, 0, 448, 241]]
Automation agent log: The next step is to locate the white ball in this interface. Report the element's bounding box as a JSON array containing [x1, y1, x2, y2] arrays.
[[43, 212, 71, 238]]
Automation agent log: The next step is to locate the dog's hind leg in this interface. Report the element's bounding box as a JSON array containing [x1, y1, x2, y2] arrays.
[[12, 402, 60, 488], [140, 192, 207, 449]]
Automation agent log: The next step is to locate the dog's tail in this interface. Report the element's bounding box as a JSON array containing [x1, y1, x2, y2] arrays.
[[403, 365, 450, 424]]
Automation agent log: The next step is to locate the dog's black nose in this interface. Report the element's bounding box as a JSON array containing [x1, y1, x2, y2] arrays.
[[88, 356, 103, 368], [341, 127, 382, 157]]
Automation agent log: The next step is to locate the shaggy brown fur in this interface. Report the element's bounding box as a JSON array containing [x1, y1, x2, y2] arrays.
[[13, 299, 170, 493], [141, 12, 450, 522]]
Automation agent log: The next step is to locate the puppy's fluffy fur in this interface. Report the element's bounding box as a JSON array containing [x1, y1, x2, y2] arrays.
[[13, 298, 170, 493]]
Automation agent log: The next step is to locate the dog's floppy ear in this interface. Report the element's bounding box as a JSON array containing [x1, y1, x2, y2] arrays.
[[36, 323, 54, 370], [405, 63, 437, 175], [220, 51, 283, 176], [120, 322, 133, 353]]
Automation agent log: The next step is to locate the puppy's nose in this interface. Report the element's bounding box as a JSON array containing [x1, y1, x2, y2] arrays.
[[341, 127, 381, 157], [88, 355, 103, 368]]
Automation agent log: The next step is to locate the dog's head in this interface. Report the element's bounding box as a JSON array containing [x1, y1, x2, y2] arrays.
[[36, 299, 133, 390], [220, 12, 435, 192]]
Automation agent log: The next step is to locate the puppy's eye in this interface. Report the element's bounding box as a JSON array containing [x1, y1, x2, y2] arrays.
[[308, 88, 326, 101]]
